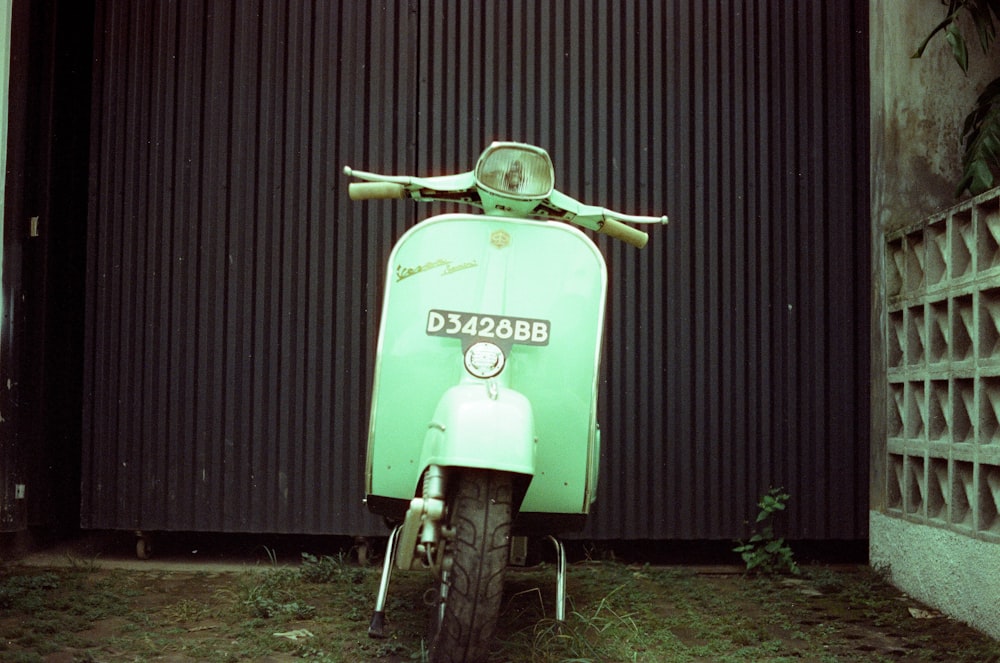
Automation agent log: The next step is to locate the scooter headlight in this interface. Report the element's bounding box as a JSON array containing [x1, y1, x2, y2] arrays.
[[464, 341, 506, 379], [475, 142, 554, 200]]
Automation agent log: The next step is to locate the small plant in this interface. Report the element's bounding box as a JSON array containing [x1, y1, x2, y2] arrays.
[[733, 487, 800, 575], [299, 551, 362, 584], [239, 567, 316, 620], [244, 590, 316, 620], [0, 573, 61, 610]]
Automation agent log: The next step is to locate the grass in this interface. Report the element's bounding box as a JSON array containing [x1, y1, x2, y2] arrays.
[[0, 549, 998, 662], [0, 567, 134, 661]]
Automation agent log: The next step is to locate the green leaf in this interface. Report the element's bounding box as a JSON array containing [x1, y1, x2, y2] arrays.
[[912, 14, 964, 58], [975, 14, 996, 51], [970, 160, 995, 194], [946, 22, 970, 72], [983, 131, 1000, 158], [957, 75, 1000, 195], [968, 0, 998, 50]]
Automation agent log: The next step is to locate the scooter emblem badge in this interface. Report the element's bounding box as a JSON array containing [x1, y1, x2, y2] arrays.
[[490, 230, 511, 249]]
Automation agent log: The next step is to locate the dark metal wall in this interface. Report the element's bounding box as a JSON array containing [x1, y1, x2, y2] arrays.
[[0, 0, 33, 534], [2, 0, 92, 534], [82, 0, 869, 539]]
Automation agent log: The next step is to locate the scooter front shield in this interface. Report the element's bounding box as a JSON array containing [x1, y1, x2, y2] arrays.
[[366, 214, 606, 522]]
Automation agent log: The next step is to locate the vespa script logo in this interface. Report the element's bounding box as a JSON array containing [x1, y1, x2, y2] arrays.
[[395, 258, 478, 282]]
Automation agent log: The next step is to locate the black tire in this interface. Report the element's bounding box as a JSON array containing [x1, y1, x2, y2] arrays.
[[429, 469, 513, 663]]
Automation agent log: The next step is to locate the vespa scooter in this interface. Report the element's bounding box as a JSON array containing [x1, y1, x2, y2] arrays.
[[345, 142, 666, 661]]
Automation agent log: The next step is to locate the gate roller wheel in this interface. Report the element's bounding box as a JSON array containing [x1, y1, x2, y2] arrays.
[[135, 532, 153, 560]]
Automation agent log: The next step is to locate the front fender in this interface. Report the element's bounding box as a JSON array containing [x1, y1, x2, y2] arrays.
[[419, 383, 536, 477]]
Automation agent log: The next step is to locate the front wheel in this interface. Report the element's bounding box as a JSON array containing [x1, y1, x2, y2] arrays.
[[429, 469, 513, 663]]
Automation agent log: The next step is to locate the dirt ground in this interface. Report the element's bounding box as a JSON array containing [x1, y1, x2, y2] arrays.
[[1, 532, 998, 662]]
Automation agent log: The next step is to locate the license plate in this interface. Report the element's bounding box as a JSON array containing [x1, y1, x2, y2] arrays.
[[426, 309, 550, 346]]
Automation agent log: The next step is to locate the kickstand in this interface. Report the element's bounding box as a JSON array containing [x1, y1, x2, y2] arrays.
[[546, 535, 567, 623], [368, 525, 401, 638]]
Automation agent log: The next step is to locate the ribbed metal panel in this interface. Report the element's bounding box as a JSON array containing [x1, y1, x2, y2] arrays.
[[83, 1, 868, 539], [83, 0, 415, 534]]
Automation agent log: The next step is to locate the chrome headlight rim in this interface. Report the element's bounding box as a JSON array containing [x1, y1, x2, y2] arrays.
[[474, 142, 555, 201]]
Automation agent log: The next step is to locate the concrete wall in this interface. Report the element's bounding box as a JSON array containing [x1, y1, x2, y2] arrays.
[[871, 1, 997, 231], [870, 0, 1000, 640], [870, 512, 1000, 639]]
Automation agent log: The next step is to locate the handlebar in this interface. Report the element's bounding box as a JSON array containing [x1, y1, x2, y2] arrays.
[[343, 164, 666, 249], [348, 182, 407, 200], [598, 219, 649, 248]]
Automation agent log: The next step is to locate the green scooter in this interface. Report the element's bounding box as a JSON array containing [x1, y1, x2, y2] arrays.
[[345, 142, 666, 661]]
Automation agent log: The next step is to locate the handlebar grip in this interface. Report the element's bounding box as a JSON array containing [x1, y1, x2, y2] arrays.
[[599, 219, 649, 249], [348, 182, 407, 201]]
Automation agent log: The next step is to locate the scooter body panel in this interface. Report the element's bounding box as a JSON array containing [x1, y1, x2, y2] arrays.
[[420, 384, 535, 476], [366, 214, 607, 517]]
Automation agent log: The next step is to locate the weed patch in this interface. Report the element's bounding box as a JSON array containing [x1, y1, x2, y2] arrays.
[[0, 554, 998, 661]]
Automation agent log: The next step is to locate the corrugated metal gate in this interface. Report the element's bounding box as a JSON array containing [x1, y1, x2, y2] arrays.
[[82, 0, 869, 539]]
